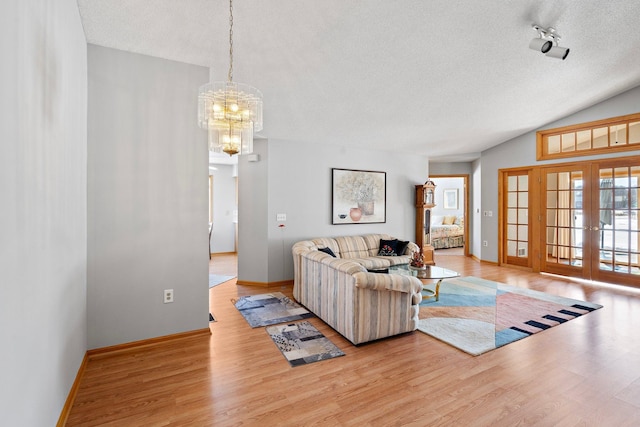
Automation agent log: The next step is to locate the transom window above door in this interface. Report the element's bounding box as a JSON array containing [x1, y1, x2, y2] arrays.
[[537, 113, 640, 160]]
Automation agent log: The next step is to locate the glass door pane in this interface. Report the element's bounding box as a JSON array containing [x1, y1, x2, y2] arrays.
[[595, 165, 640, 278], [505, 172, 529, 267], [541, 166, 588, 278]]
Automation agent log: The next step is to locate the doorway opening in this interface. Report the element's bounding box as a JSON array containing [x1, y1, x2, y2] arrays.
[[429, 175, 469, 258]]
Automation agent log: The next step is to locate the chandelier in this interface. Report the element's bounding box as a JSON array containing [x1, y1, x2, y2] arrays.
[[197, 0, 263, 156]]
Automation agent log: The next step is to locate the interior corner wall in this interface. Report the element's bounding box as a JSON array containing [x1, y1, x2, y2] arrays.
[[479, 84, 640, 263], [237, 139, 270, 283], [87, 45, 209, 349], [238, 139, 428, 284], [0, 1, 87, 425]]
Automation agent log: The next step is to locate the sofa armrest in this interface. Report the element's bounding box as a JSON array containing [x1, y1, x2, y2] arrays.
[[405, 241, 419, 255], [353, 271, 423, 294], [302, 251, 367, 275]]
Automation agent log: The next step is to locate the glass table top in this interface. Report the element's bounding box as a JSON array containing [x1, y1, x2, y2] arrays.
[[388, 264, 459, 280]]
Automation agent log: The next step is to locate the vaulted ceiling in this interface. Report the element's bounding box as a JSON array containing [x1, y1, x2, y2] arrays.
[[77, 0, 640, 162]]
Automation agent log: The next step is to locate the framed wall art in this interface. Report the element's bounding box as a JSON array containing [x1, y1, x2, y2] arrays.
[[332, 168, 386, 224], [443, 188, 458, 210]]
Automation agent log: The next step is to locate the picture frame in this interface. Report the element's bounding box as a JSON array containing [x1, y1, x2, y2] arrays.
[[443, 188, 458, 210], [332, 168, 386, 224]]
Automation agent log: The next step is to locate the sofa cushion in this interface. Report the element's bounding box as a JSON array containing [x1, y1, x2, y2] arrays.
[[318, 247, 337, 257], [311, 237, 341, 257], [349, 257, 391, 270], [334, 235, 370, 259], [373, 255, 412, 266]]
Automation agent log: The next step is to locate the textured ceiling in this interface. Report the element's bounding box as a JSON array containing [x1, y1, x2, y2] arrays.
[[77, 0, 640, 162]]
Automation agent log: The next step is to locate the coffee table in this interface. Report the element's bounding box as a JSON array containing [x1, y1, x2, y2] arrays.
[[388, 264, 459, 301]]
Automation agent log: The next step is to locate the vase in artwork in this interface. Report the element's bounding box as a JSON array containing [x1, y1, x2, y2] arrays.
[[349, 207, 362, 222], [358, 201, 374, 215]]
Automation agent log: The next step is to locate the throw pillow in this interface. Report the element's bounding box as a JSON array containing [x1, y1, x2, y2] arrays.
[[378, 239, 399, 256], [395, 240, 410, 255], [318, 247, 336, 257], [454, 216, 463, 226], [443, 215, 456, 225], [378, 239, 409, 256]]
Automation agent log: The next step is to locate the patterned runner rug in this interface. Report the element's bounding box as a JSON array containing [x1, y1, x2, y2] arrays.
[[266, 321, 345, 367], [232, 292, 314, 328], [417, 276, 603, 355]]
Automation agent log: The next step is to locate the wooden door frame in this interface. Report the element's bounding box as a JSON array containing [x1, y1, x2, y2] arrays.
[[539, 163, 591, 280], [499, 155, 640, 288], [430, 174, 470, 257], [498, 167, 540, 270]]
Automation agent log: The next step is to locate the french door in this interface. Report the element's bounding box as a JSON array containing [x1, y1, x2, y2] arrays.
[[541, 158, 640, 286], [541, 164, 590, 279]]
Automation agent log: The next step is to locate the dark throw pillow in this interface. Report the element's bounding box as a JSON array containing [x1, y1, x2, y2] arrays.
[[395, 240, 410, 255], [378, 239, 410, 256], [378, 239, 399, 256], [318, 246, 336, 257]]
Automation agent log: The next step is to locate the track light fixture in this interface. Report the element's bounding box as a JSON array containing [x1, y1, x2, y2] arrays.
[[529, 24, 570, 60]]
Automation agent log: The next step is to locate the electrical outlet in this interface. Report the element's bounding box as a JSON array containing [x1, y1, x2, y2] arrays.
[[483, 241, 488, 247], [164, 289, 174, 303], [276, 213, 287, 221]]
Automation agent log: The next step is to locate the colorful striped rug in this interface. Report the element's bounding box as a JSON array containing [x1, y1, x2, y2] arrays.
[[417, 276, 603, 356]]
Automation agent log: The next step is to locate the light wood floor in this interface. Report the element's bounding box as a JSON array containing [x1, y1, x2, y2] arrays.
[[67, 253, 640, 426]]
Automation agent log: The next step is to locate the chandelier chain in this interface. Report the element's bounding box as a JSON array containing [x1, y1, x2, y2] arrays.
[[228, 0, 234, 82]]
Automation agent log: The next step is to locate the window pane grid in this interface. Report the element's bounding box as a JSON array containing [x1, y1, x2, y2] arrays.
[[538, 114, 640, 160], [598, 166, 640, 274], [507, 173, 529, 258]]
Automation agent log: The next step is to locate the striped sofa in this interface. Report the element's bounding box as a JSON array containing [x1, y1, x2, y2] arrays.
[[292, 234, 423, 345]]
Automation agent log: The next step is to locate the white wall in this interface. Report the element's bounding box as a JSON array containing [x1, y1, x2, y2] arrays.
[[87, 45, 209, 348], [430, 177, 465, 220], [210, 164, 237, 253], [480, 84, 640, 262], [0, 1, 87, 425], [238, 139, 428, 283]]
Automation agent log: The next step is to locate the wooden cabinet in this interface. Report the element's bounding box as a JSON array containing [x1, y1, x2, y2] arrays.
[[415, 181, 436, 265]]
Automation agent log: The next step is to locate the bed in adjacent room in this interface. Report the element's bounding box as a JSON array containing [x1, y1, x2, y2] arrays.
[[430, 215, 465, 249]]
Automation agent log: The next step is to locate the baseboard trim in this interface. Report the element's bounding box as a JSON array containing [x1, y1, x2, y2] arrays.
[[56, 352, 88, 427], [236, 279, 294, 288], [211, 251, 237, 257], [57, 328, 211, 425], [87, 328, 212, 360]]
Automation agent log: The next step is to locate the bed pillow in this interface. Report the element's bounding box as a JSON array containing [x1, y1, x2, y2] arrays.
[[454, 216, 463, 226], [431, 215, 443, 226], [443, 215, 456, 225]]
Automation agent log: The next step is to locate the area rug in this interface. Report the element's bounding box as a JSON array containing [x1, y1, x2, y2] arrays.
[[209, 274, 235, 288], [266, 321, 345, 367], [417, 276, 603, 356], [232, 292, 314, 328]]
